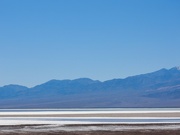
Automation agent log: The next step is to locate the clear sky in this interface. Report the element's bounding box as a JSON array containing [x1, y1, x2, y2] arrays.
[[0, 0, 180, 87]]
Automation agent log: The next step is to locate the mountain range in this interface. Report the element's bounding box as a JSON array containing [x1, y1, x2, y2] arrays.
[[1, 67, 180, 108]]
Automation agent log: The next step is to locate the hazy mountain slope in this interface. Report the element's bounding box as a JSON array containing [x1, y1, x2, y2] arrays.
[[0, 67, 180, 108]]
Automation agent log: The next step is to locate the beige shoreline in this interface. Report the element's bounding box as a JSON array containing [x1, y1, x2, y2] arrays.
[[1, 112, 180, 117]]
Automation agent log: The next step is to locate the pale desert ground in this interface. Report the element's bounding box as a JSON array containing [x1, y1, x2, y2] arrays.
[[0, 110, 180, 135]]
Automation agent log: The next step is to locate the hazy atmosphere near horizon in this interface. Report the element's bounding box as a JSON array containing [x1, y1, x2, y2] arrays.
[[0, 0, 180, 87]]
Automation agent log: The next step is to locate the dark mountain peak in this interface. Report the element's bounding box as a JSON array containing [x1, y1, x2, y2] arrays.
[[170, 66, 180, 71], [46, 79, 70, 84], [150, 68, 168, 74], [121, 68, 168, 81], [147, 67, 180, 78], [38, 78, 99, 87], [0, 84, 28, 92], [142, 67, 180, 80], [72, 78, 101, 84], [3, 84, 28, 89], [33, 79, 71, 89]]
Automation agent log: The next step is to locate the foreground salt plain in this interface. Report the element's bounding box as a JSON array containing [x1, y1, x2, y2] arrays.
[[1, 108, 180, 125], [1, 109, 180, 134]]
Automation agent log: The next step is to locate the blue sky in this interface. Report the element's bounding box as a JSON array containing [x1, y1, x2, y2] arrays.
[[0, 0, 180, 87]]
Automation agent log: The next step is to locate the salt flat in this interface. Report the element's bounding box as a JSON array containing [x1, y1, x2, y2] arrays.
[[0, 110, 180, 117], [1, 109, 180, 125]]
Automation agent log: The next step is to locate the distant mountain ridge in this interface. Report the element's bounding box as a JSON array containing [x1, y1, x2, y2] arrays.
[[0, 67, 180, 108]]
